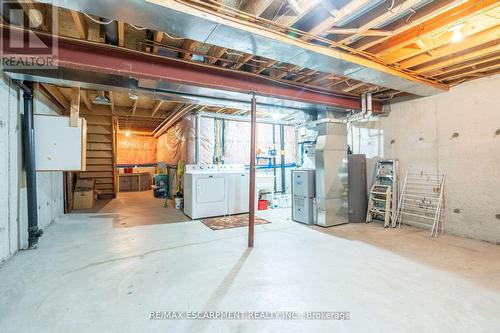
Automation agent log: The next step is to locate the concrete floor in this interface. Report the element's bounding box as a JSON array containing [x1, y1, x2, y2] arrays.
[[1, 191, 500, 332]]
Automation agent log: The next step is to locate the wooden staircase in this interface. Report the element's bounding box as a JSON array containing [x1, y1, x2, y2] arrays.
[[80, 114, 117, 199]]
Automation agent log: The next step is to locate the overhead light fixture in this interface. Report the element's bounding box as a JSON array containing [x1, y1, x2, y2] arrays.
[[128, 92, 138, 100], [125, 130, 131, 137], [92, 91, 112, 105], [450, 25, 464, 43]]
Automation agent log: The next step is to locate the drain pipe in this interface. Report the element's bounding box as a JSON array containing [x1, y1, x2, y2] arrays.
[[17, 81, 43, 248]]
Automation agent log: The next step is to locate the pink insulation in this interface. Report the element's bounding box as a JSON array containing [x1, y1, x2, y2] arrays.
[[155, 115, 296, 166], [117, 133, 157, 165]]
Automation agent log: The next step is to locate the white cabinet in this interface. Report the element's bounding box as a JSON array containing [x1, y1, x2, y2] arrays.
[[34, 115, 87, 171], [227, 173, 249, 215]]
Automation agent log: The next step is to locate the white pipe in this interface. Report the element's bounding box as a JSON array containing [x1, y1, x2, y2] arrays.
[[298, 93, 373, 128], [198, 111, 293, 126]]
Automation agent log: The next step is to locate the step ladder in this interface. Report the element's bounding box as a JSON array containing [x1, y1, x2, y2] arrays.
[[395, 171, 446, 237], [366, 184, 392, 227], [365, 160, 399, 227]]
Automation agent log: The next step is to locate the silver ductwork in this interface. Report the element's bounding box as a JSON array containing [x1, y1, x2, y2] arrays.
[[37, 0, 447, 97], [315, 122, 349, 227]]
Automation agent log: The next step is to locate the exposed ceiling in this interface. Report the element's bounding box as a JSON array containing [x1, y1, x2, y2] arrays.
[[6, 0, 500, 133]]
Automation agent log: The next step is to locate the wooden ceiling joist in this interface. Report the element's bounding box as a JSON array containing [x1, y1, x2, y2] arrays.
[[70, 10, 88, 40], [181, 39, 199, 60], [368, 0, 499, 56], [151, 100, 165, 117], [384, 14, 500, 64], [416, 44, 500, 74], [41, 84, 70, 110], [131, 98, 139, 115], [431, 54, 500, 77], [399, 25, 500, 69], [108, 91, 115, 114], [81, 90, 93, 111], [19, 0, 51, 32], [117, 21, 125, 47], [152, 31, 164, 54], [440, 61, 500, 82], [350, 0, 465, 51]]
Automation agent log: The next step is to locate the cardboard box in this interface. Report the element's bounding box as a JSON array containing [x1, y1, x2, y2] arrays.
[[73, 179, 96, 210]]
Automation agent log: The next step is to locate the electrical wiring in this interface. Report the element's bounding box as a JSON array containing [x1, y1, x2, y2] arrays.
[[406, 8, 416, 23], [271, 0, 286, 22], [271, 64, 289, 70], [130, 23, 147, 31], [388, 0, 395, 12], [163, 31, 186, 40], [225, 51, 243, 61], [129, 23, 184, 42], [249, 58, 268, 63], [83, 13, 113, 25]]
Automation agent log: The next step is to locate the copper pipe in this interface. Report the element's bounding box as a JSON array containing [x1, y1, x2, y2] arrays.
[[248, 93, 257, 248]]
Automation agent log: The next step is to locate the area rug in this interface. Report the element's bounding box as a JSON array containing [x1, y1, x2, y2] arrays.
[[201, 214, 271, 230]]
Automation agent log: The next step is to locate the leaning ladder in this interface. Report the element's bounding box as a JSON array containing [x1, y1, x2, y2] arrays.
[[395, 171, 446, 237], [366, 185, 392, 227]]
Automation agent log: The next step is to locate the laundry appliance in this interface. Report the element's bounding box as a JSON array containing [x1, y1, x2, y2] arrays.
[[184, 164, 249, 219]]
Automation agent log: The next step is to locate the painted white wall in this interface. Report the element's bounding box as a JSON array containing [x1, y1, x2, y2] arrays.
[[0, 77, 64, 262], [0, 77, 22, 262], [353, 75, 500, 243]]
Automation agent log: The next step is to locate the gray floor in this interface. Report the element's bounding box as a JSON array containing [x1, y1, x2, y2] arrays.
[[1, 192, 500, 333]]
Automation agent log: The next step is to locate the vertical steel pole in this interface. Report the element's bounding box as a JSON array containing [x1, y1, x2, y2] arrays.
[[248, 94, 257, 247]]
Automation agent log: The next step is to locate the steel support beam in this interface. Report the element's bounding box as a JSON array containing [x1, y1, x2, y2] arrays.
[[1, 27, 384, 113]]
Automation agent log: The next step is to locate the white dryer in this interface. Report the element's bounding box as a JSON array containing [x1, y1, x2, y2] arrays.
[[184, 164, 249, 220]]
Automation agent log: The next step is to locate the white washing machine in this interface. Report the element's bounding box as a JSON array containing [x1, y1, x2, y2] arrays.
[[184, 164, 249, 220]]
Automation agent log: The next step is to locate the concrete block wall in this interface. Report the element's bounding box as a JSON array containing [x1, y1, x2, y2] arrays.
[[353, 74, 500, 243], [0, 77, 64, 262], [0, 77, 22, 262]]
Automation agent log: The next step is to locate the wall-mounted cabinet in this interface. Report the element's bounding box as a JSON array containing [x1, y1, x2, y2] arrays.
[[34, 115, 87, 171]]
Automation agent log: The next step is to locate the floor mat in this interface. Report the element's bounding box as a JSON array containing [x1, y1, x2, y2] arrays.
[[201, 214, 271, 230]]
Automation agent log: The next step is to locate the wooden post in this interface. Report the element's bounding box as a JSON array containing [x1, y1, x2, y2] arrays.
[[248, 93, 257, 247], [70, 87, 80, 127]]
